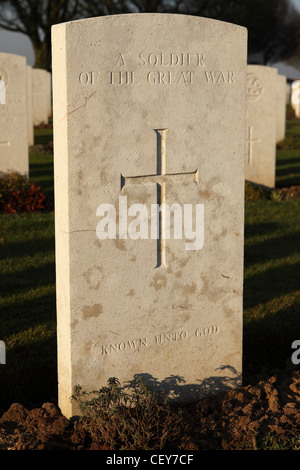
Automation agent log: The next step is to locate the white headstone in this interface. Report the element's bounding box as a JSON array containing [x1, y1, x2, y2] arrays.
[[45, 70, 52, 118], [291, 80, 300, 117], [52, 14, 247, 418], [27, 66, 34, 146], [276, 74, 286, 143], [32, 68, 49, 125], [246, 65, 277, 188], [0, 52, 29, 175]]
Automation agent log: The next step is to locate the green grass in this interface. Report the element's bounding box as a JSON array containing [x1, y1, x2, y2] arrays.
[[0, 212, 56, 409], [30, 128, 54, 199], [276, 117, 300, 188], [243, 199, 300, 377], [34, 127, 53, 146], [0, 116, 299, 414], [30, 151, 54, 199]]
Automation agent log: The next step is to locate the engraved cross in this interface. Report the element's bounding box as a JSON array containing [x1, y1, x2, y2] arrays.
[[121, 129, 199, 268], [246, 126, 261, 165]]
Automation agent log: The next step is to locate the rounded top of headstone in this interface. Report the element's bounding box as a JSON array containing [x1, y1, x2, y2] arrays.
[[52, 13, 247, 36]]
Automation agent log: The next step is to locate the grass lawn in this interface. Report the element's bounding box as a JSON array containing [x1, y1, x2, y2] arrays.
[[276, 116, 300, 188], [0, 116, 299, 411]]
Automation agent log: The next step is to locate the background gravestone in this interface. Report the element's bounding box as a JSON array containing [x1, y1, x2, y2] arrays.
[[0, 52, 28, 175], [246, 65, 277, 188], [52, 14, 247, 418], [27, 65, 34, 146], [32, 68, 49, 125], [291, 80, 300, 118], [276, 74, 286, 144]]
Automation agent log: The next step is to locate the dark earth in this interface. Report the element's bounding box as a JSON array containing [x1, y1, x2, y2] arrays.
[[0, 368, 299, 450]]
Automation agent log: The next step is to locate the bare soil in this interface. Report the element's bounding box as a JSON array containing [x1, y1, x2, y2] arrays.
[[280, 185, 300, 200], [0, 369, 299, 450]]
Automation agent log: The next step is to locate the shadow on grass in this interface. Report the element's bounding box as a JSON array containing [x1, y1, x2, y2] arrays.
[[0, 289, 57, 410], [34, 129, 53, 146], [0, 262, 55, 299], [276, 175, 300, 187], [276, 165, 300, 179], [243, 216, 300, 378], [0, 237, 54, 261], [244, 225, 300, 265], [244, 261, 300, 310], [0, 335, 57, 411], [244, 217, 300, 306], [243, 302, 300, 380]]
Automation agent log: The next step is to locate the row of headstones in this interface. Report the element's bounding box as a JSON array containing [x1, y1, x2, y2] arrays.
[[246, 65, 286, 189], [0, 52, 51, 175], [0, 51, 287, 191]]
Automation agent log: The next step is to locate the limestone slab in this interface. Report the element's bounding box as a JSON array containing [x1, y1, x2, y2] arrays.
[[32, 68, 49, 125], [0, 52, 28, 175], [246, 65, 277, 188], [27, 66, 34, 146], [52, 14, 247, 418], [291, 80, 300, 117], [276, 74, 286, 143]]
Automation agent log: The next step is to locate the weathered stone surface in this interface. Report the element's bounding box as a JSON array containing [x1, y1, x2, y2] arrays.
[[291, 80, 300, 117], [27, 65, 34, 146], [0, 52, 28, 175], [52, 14, 247, 418], [246, 65, 277, 188], [276, 74, 286, 143], [32, 68, 49, 125]]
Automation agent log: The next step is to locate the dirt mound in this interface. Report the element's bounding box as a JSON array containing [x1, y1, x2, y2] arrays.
[[280, 186, 300, 200], [0, 371, 299, 450]]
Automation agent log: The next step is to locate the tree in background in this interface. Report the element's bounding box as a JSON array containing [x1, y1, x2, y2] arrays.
[[0, 0, 82, 70], [0, 0, 300, 70], [208, 0, 300, 65]]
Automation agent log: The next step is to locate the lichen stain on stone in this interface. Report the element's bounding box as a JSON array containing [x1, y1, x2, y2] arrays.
[[224, 304, 234, 318], [113, 238, 126, 251], [182, 282, 196, 294], [198, 187, 213, 200], [150, 273, 167, 290], [180, 312, 191, 322], [77, 170, 83, 195], [82, 303, 103, 319], [94, 239, 101, 248], [83, 342, 92, 353], [199, 276, 218, 302], [213, 227, 227, 242], [83, 266, 104, 289]]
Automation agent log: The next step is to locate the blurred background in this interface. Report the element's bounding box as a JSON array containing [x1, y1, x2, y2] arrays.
[[0, 0, 300, 80]]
